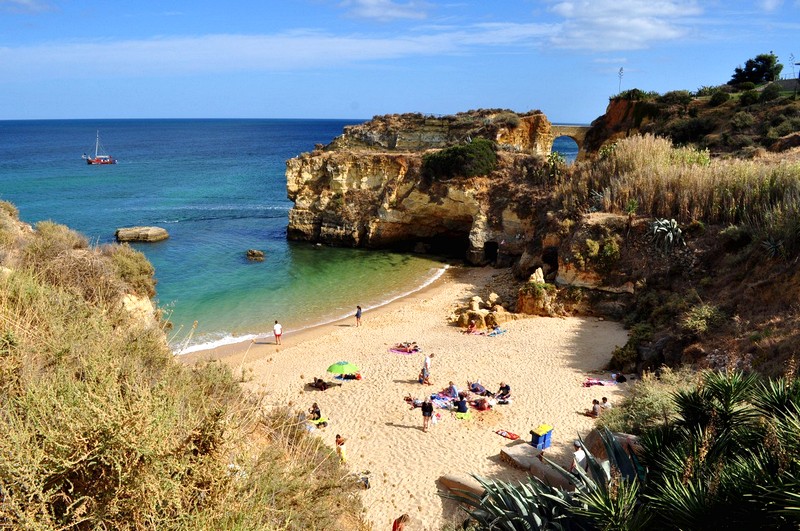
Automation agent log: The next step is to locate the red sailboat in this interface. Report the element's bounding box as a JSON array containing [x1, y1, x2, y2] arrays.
[[82, 131, 116, 165]]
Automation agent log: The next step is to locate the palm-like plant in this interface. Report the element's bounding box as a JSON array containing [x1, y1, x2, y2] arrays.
[[640, 371, 800, 529]]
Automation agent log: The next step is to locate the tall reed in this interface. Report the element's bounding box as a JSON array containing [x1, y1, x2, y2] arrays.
[[557, 134, 800, 254]]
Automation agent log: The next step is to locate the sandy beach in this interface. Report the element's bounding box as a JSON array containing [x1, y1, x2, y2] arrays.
[[181, 266, 629, 530]]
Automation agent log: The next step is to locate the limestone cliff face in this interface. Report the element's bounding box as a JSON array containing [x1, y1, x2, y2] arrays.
[[286, 111, 554, 264]]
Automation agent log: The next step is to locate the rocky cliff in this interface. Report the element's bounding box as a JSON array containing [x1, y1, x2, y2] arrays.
[[286, 110, 558, 264]]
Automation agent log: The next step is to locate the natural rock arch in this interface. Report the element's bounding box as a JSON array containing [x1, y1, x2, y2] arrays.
[[546, 125, 591, 161]]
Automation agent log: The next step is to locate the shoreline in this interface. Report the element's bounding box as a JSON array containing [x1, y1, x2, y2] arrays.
[[178, 263, 458, 368], [179, 264, 630, 530], [174, 261, 452, 358]]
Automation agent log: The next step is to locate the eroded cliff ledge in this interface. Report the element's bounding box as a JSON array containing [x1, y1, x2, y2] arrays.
[[286, 110, 561, 264]]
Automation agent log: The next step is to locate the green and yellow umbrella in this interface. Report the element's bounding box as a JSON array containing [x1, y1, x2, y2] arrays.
[[327, 361, 360, 375]]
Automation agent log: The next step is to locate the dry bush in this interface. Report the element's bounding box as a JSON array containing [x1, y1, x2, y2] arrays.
[[0, 203, 367, 529], [22, 220, 88, 269], [101, 243, 157, 298], [557, 134, 800, 254]]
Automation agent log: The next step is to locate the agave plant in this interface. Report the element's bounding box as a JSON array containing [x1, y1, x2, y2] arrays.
[[649, 218, 685, 252], [640, 371, 800, 529], [444, 429, 648, 530]]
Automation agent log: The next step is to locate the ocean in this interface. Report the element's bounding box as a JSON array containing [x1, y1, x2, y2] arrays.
[[0, 119, 578, 352]]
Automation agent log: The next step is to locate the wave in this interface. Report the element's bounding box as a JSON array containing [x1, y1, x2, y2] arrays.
[[173, 264, 450, 356]]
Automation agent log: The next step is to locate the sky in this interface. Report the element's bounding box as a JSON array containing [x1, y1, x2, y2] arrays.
[[0, 0, 799, 123]]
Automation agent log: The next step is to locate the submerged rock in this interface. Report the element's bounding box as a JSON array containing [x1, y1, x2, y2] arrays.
[[246, 249, 265, 261]]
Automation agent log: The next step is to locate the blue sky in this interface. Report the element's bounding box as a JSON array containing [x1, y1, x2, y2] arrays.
[[1, 0, 798, 123]]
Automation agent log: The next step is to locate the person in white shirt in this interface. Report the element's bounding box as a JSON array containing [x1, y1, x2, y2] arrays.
[[570, 441, 587, 474], [601, 397, 612, 411], [273, 320, 283, 345]]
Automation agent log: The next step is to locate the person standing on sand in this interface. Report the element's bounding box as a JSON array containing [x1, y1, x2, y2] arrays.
[[392, 513, 410, 530], [335, 434, 347, 463], [355, 305, 362, 327], [273, 320, 282, 345], [421, 398, 433, 432], [421, 353, 433, 384]]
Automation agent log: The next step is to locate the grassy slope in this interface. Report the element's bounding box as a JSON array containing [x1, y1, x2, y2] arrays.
[[0, 204, 367, 530]]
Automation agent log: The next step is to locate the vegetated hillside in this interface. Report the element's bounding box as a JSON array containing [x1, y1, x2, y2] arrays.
[[538, 133, 800, 378], [585, 81, 800, 157], [0, 201, 366, 530]]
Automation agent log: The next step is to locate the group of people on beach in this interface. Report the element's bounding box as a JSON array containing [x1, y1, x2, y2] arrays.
[[584, 396, 612, 418]]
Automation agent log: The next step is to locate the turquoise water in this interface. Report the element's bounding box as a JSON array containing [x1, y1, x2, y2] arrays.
[[0, 119, 578, 352]]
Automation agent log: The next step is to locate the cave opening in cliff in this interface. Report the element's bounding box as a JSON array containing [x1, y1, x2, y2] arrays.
[[552, 136, 579, 164], [483, 241, 499, 263], [426, 233, 470, 258], [542, 246, 559, 278]]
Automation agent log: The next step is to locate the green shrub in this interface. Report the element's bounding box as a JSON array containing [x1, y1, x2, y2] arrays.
[[585, 238, 600, 258], [731, 111, 755, 131], [598, 366, 700, 434], [709, 91, 731, 107], [659, 90, 693, 106], [493, 112, 520, 128], [681, 303, 725, 334], [667, 117, 717, 144], [740, 90, 759, 106], [759, 82, 783, 103], [737, 81, 757, 91], [609, 323, 653, 369], [422, 138, 497, 180]]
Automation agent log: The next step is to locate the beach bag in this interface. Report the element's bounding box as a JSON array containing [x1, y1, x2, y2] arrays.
[[431, 412, 440, 426]]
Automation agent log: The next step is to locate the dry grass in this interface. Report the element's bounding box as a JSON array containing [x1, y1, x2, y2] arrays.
[[0, 209, 367, 530], [557, 134, 800, 254]]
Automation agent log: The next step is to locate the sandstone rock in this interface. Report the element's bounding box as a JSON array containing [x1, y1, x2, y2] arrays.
[[469, 296, 484, 312], [517, 282, 557, 316], [530, 267, 545, 284], [582, 429, 642, 461], [115, 226, 169, 243], [437, 474, 484, 497], [487, 292, 501, 306], [246, 249, 265, 261]]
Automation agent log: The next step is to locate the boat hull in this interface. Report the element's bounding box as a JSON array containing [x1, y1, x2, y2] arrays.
[[86, 157, 116, 165]]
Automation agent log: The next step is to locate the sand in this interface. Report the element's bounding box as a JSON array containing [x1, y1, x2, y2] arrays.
[[181, 266, 629, 530]]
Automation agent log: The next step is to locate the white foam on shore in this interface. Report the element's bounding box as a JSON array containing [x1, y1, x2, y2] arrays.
[[173, 264, 450, 356]]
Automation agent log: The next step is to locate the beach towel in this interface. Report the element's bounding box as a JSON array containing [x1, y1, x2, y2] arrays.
[[582, 378, 617, 387], [431, 397, 450, 409], [487, 328, 507, 337], [495, 429, 520, 440], [388, 347, 419, 355], [455, 411, 473, 420]]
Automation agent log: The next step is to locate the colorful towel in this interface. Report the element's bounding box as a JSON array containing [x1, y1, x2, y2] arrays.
[[388, 347, 419, 355], [431, 396, 451, 409], [455, 411, 473, 420], [495, 429, 520, 440], [487, 328, 507, 337]]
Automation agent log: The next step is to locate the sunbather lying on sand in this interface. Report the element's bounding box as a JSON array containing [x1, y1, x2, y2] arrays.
[[404, 394, 424, 409], [468, 380, 491, 396], [392, 341, 420, 353]]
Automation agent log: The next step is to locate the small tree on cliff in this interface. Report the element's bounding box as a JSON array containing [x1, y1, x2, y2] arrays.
[[729, 53, 783, 86], [422, 138, 497, 181]]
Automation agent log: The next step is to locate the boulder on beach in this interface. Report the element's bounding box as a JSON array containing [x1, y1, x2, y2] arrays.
[[115, 226, 169, 243]]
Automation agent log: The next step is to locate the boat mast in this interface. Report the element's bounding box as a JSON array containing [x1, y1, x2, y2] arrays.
[[95, 131, 100, 158]]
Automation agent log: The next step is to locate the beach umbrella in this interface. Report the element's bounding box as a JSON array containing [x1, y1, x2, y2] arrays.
[[327, 361, 360, 375]]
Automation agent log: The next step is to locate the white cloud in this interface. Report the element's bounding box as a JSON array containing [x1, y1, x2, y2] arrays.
[[759, 0, 782, 10], [0, 23, 555, 80], [338, 0, 428, 21], [547, 0, 703, 51], [0, 0, 53, 12]]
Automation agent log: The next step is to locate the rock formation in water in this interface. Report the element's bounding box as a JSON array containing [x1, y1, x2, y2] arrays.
[[285, 110, 572, 265], [115, 226, 169, 243]]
